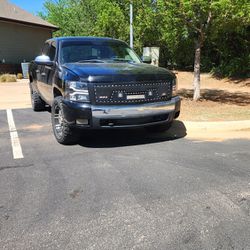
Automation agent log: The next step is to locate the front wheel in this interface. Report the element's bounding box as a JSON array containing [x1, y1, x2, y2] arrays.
[[51, 97, 78, 145], [146, 122, 172, 133]]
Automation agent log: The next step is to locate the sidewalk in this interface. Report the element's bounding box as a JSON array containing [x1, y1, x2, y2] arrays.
[[0, 79, 31, 110], [182, 120, 250, 141]]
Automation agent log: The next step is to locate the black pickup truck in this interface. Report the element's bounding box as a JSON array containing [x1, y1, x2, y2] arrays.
[[29, 37, 181, 144]]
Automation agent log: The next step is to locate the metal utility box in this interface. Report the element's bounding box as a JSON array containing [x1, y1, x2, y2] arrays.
[[143, 47, 160, 67]]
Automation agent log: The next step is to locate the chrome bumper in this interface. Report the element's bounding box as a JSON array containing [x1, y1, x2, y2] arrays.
[[91, 96, 181, 128], [62, 96, 180, 128]]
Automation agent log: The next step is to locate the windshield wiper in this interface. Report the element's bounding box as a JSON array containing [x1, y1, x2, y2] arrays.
[[76, 59, 105, 63]]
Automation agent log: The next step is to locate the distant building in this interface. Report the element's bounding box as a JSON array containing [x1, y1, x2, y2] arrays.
[[0, 0, 58, 73]]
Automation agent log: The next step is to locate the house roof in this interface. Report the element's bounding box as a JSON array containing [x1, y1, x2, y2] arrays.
[[0, 0, 58, 30]]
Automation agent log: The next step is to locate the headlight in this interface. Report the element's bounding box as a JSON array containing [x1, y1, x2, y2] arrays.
[[65, 81, 89, 102], [172, 77, 178, 96]]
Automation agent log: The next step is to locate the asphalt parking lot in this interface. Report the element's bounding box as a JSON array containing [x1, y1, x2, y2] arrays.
[[0, 108, 250, 249]]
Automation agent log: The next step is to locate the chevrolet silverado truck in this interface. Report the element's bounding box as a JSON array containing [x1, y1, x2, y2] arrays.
[[29, 37, 181, 144]]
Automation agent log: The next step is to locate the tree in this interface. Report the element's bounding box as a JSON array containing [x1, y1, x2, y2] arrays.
[[157, 0, 213, 100], [40, 0, 128, 40], [207, 0, 250, 77], [39, 0, 103, 37], [157, 0, 250, 100]]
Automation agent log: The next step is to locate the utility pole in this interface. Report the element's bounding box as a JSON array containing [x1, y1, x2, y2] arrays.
[[130, 1, 133, 48]]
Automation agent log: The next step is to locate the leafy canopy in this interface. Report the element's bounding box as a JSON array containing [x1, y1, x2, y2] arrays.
[[40, 0, 250, 77]]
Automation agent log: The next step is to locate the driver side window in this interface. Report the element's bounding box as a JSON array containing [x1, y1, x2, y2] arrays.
[[42, 43, 50, 56], [48, 42, 56, 61], [41, 42, 56, 61]]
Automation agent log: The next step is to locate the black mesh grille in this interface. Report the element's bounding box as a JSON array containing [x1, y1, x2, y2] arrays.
[[94, 81, 172, 105]]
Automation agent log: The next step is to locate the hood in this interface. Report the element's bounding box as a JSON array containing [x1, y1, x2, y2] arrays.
[[62, 62, 175, 83]]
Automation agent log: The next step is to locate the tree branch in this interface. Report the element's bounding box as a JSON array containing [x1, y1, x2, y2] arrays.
[[207, 11, 212, 25], [177, 3, 202, 34]]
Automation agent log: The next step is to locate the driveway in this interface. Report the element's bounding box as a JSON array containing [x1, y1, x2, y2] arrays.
[[0, 80, 31, 110], [0, 108, 250, 249]]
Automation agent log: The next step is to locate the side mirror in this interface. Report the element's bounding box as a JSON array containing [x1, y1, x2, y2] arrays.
[[35, 55, 54, 66], [142, 56, 152, 64]]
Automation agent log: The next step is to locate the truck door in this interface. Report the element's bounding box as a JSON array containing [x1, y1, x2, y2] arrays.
[[36, 43, 49, 101], [42, 42, 56, 105]]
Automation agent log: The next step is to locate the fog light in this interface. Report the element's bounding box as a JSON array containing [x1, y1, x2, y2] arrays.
[[148, 91, 153, 96], [76, 119, 89, 125], [118, 92, 123, 98]]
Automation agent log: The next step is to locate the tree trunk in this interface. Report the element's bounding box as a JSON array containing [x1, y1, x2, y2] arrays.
[[193, 37, 202, 101]]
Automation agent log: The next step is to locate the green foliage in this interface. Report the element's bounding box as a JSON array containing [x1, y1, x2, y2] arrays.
[[40, 0, 129, 40], [40, 0, 250, 77], [40, 0, 94, 36]]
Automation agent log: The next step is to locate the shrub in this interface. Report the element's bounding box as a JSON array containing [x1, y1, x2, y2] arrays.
[[0, 74, 17, 82], [17, 73, 23, 79]]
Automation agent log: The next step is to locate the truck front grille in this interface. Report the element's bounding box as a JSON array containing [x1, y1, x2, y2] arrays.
[[93, 81, 172, 105]]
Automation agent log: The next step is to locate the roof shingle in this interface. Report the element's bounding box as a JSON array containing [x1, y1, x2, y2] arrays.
[[0, 0, 58, 30]]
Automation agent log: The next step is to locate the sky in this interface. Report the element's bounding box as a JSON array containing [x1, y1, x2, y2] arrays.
[[9, 0, 46, 15]]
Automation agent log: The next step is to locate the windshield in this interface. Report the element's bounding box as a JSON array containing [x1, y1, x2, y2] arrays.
[[60, 41, 141, 64]]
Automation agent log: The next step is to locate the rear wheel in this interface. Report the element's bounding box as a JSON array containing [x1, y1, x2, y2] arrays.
[[51, 96, 79, 145], [30, 87, 46, 111], [146, 122, 172, 133]]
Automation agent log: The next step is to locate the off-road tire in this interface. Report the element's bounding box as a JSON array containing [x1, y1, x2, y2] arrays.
[[30, 87, 46, 111], [51, 96, 79, 145], [146, 122, 172, 133]]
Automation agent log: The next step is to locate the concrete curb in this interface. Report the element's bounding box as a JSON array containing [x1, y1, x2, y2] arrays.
[[182, 120, 250, 131], [175, 120, 250, 141]]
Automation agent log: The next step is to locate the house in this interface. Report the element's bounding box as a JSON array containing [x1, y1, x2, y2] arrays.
[[0, 0, 58, 74]]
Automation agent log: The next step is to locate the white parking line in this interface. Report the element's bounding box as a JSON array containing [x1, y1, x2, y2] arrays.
[[6, 109, 24, 159]]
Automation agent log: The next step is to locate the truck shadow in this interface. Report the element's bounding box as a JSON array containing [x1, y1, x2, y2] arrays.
[[78, 120, 186, 148]]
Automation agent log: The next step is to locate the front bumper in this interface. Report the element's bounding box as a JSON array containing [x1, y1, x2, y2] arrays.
[[62, 96, 181, 129]]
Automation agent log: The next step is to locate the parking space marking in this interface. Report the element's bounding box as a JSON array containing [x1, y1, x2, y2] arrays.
[[6, 109, 24, 159]]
